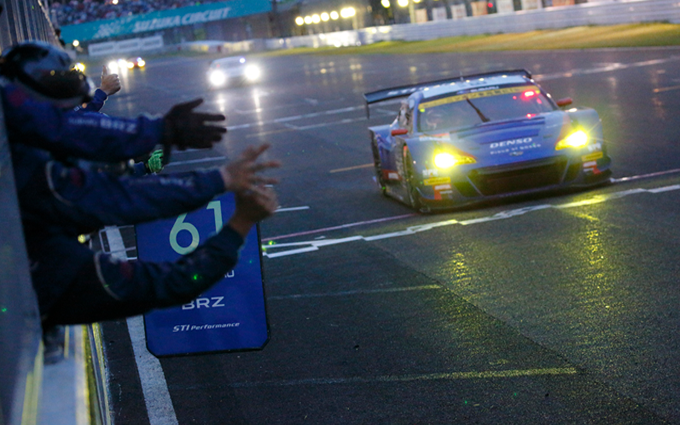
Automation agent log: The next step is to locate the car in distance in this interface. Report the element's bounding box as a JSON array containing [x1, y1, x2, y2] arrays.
[[106, 57, 145, 73], [126, 56, 146, 69], [364, 69, 611, 212], [207, 56, 262, 88]]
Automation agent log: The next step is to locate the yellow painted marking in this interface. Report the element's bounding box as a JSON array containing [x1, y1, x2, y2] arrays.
[[21, 343, 44, 425], [383, 367, 579, 382], [424, 176, 451, 186], [231, 367, 579, 387], [581, 151, 603, 162], [330, 163, 374, 173], [245, 128, 295, 138], [420, 85, 538, 110], [64, 326, 70, 358], [653, 85, 680, 93]]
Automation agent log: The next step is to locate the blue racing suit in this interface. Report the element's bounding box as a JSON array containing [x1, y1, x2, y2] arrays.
[[2, 81, 162, 163], [75, 88, 109, 113], [2, 81, 248, 326]]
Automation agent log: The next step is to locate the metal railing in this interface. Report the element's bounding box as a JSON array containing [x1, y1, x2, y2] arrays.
[[0, 2, 110, 425], [0, 0, 58, 48]]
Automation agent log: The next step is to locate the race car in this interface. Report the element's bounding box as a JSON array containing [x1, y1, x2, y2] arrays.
[[106, 57, 145, 73], [207, 56, 262, 88], [364, 69, 611, 212], [126, 56, 146, 69]]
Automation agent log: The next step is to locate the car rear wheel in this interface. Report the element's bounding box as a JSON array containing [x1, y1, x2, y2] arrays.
[[371, 140, 387, 196], [403, 145, 422, 210]]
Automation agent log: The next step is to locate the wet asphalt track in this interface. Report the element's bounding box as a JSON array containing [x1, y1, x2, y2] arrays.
[[98, 47, 680, 424]]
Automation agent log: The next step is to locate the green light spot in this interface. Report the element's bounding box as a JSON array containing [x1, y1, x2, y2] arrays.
[[1, 308, 7, 313], [193, 274, 200, 281]]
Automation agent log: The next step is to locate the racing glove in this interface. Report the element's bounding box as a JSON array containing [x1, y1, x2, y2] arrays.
[[162, 98, 226, 151], [145, 149, 164, 173]]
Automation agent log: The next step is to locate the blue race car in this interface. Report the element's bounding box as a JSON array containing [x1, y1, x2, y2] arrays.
[[364, 69, 611, 212]]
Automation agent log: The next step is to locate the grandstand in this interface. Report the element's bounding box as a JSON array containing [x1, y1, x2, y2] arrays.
[[51, 0, 229, 27], [55, 0, 304, 48]]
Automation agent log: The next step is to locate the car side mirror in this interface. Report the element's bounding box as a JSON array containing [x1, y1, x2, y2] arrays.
[[391, 128, 409, 136], [556, 98, 573, 108]]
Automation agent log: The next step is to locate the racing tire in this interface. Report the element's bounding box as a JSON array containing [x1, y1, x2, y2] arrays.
[[402, 145, 422, 210], [371, 140, 387, 196]]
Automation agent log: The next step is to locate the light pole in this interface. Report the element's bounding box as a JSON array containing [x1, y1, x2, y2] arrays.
[[270, 0, 280, 37]]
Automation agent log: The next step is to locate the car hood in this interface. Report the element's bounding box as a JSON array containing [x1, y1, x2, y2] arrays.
[[423, 112, 569, 164]]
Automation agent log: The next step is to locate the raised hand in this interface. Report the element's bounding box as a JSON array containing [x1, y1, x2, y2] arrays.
[[100, 65, 121, 96], [219, 143, 280, 193], [163, 98, 227, 151], [228, 185, 279, 238]]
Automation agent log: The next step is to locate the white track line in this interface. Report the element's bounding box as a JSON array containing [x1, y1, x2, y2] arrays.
[[122, 231, 178, 425], [267, 284, 440, 300], [263, 182, 680, 258], [276, 206, 310, 213], [128, 316, 179, 425]]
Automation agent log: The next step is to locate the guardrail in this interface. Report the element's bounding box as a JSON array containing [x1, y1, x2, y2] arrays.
[[0, 98, 43, 425], [0, 3, 52, 420], [266, 0, 680, 50], [0, 2, 111, 425]]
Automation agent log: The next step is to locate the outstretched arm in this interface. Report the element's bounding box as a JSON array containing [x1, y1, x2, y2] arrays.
[[2, 83, 227, 162]]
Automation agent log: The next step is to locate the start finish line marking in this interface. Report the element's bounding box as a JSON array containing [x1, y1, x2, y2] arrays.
[[262, 183, 680, 259]]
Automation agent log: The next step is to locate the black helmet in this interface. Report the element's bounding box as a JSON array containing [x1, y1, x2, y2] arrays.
[[0, 41, 92, 105]]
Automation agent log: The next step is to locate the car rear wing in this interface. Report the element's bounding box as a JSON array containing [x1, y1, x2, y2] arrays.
[[363, 69, 532, 118]]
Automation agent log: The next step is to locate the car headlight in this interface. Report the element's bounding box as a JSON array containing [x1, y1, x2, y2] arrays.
[[209, 70, 227, 87], [107, 60, 119, 73], [244, 65, 261, 81], [434, 152, 476, 169], [136, 58, 145, 67], [555, 130, 588, 150]]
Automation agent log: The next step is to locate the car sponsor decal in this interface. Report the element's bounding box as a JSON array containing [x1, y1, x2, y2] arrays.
[[419, 85, 538, 111], [383, 171, 401, 181], [582, 151, 603, 162], [433, 183, 453, 200], [489, 137, 542, 155], [424, 177, 451, 186]]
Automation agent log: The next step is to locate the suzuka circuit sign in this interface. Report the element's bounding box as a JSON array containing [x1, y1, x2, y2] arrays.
[[60, 0, 271, 43], [136, 193, 269, 357]]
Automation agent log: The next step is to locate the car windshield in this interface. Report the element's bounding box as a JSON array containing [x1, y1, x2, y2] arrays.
[[416, 85, 556, 133], [210, 57, 246, 69]]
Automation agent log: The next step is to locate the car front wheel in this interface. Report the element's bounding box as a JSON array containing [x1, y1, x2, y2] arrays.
[[402, 145, 422, 210], [371, 140, 387, 196]]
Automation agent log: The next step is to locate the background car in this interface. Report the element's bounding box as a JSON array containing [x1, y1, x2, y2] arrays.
[[364, 69, 612, 212], [206, 56, 262, 88], [126, 56, 146, 69], [106, 57, 145, 73]]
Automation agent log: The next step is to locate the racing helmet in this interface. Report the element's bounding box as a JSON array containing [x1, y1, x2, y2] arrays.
[[424, 107, 445, 130], [0, 41, 93, 107]]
